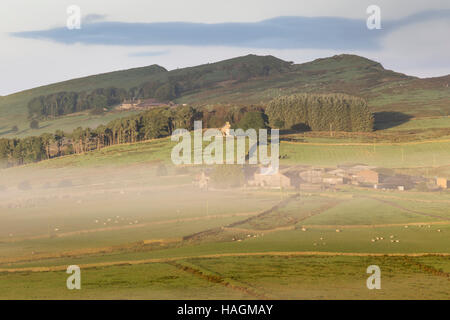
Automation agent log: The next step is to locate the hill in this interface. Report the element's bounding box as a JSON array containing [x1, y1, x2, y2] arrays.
[[1, 54, 449, 137]]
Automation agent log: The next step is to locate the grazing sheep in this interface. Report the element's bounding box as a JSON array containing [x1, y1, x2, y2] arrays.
[[390, 235, 394, 239], [371, 239, 376, 242], [437, 229, 441, 232], [336, 229, 341, 233], [94, 220, 99, 223], [319, 237, 324, 241], [301, 227, 307, 232], [404, 226, 408, 228]]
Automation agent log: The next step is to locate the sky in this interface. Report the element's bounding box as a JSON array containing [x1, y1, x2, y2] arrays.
[[0, 0, 449, 96]]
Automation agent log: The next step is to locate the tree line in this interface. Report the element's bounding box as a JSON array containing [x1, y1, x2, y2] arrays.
[[28, 87, 128, 119], [4, 93, 373, 168], [265, 93, 374, 132]]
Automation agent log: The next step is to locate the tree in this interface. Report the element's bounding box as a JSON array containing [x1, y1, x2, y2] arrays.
[[266, 93, 373, 132], [54, 130, 65, 156], [237, 111, 267, 131], [40, 133, 54, 159], [30, 120, 39, 129]]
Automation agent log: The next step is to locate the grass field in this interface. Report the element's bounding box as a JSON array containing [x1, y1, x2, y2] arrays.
[[0, 168, 449, 299], [1, 123, 449, 299]]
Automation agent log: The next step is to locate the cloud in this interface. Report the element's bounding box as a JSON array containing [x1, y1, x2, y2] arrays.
[[11, 10, 449, 50]]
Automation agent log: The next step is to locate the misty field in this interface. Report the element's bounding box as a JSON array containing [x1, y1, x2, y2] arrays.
[[1, 133, 449, 299]]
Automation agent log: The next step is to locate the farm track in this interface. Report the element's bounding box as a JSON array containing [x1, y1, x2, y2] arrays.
[[402, 256, 450, 279], [223, 199, 342, 234], [183, 194, 300, 241], [1, 251, 449, 273], [167, 261, 271, 299]]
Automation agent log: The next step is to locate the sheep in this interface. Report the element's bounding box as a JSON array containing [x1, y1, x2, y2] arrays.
[[94, 220, 99, 223], [437, 229, 441, 232], [336, 229, 341, 233], [371, 239, 376, 242], [390, 235, 395, 239], [301, 227, 307, 232]]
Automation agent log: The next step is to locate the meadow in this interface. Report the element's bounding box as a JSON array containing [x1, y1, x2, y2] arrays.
[[1, 124, 449, 299]]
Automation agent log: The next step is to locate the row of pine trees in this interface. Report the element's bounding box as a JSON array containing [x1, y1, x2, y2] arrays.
[[266, 93, 374, 132]]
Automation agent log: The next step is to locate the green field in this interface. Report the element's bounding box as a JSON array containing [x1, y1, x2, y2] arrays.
[[0, 167, 449, 299]]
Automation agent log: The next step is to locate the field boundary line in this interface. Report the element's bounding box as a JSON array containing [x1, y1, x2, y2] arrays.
[[1, 211, 259, 243], [302, 221, 450, 229], [1, 251, 449, 273], [282, 139, 450, 147]]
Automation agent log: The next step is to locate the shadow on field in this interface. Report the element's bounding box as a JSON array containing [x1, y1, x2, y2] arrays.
[[374, 111, 413, 130]]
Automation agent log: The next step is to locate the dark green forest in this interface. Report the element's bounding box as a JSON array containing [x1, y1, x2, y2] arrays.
[[266, 93, 374, 132]]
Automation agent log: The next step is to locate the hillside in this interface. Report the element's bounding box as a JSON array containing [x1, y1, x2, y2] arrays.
[[1, 54, 449, 137]]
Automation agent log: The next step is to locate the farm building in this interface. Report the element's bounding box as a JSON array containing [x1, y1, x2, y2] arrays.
[[377, 175, 415, 190], [355, 170, 379, 184], [436, 177, 449, 189], [322, 174, 344, 185], [299, 168, 324, 184], [249, 171, 292, 189]]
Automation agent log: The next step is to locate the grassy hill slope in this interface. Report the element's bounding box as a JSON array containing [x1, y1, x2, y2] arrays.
[[1, 54, 449, 137]]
